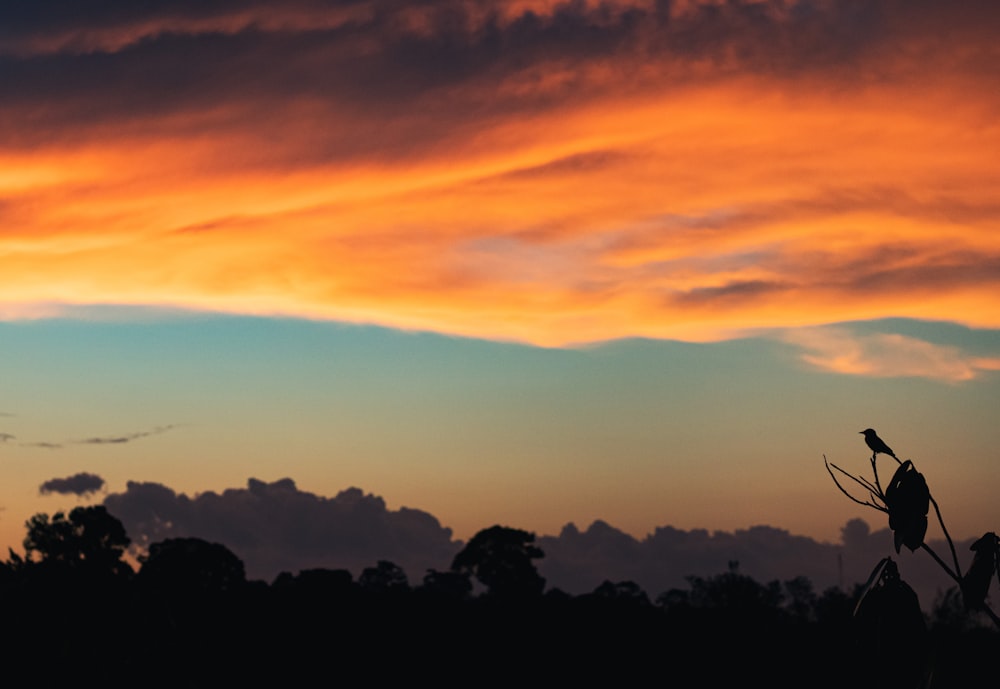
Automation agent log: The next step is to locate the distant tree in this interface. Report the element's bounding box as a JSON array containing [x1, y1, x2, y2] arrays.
[[272, 567, 355, 596], [655, 587, 691, 610], [783, 575, 818, 622], [420, 568, 473, 599], [684, 561, 783, 613], [358, 560, 409, 592], [813, 585, 856, 628], [138, 537, 246, 594], [591, 579, 652, 607], [451, 525, 545, 598], [20, 505, 132, 578]]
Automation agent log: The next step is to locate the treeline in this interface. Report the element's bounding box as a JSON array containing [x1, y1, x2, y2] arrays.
[[0, 507, 993, 688]]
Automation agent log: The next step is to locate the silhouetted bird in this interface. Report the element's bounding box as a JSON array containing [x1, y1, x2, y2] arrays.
[[860, 428, 896, 458]]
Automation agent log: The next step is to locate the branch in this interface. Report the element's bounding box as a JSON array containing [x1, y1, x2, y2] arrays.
[[869, 455, 884, 498], [824, 456, 887, 512], [855, 470, 881, 498], [981, 604, 1000, 630]]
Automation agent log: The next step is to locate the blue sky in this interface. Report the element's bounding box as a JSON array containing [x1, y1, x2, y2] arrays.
[[2, 311, 997, 556]]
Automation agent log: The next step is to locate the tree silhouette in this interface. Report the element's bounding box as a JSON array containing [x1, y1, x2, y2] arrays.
[[590, 579, 651, 606], [359, 559, 409, 592], [683, 561, 783, 613], [451, 525, 545, 598], [420, 568, 473, 599], [19, 505, 132, 578], [138, 537, 246, 594]]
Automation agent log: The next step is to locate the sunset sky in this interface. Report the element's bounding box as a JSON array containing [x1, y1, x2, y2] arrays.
[[1, 0, 998, 560]]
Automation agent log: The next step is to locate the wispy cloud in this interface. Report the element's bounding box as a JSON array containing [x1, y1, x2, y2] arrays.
[[783, 326, 1000, 383], [9, 424, 179, 450], [74, 424, 178, 445]]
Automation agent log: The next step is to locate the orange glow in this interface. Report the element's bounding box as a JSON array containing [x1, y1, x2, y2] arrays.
[[2, 3, 998, 346]]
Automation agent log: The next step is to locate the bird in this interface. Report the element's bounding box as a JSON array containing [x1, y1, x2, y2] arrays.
[[860, 428, 897, 459]]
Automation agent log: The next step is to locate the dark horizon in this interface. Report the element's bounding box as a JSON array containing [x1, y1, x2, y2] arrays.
[[28, 475, 976, 612], [3, 502, 994, 689]]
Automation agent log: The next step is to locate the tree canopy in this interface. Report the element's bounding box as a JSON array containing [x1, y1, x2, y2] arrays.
[[20, 505, 132, 578], [451, 525, 545, 598]]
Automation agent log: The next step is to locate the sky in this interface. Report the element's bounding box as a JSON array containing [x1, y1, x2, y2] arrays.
[[1, 0, 999, 567]]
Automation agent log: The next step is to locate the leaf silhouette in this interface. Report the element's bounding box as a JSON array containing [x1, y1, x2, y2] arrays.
[[961, 532, 999, 611], [884, 461, 929, 553]]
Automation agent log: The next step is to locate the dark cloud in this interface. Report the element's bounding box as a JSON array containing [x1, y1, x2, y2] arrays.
[[104, 478, 461, 581], [13, 424, 179, 449], [487, 149, 631, 183], [675, 279, 791, 306], [837, 252, 1000, 296], [538, 517, 973, 610], [608, 188, 1000, 263], [39, 471, 106, 496], [74, 424, 178, 445], [1, 0, 994, 155]]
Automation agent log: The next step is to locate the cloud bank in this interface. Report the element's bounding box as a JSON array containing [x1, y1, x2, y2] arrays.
[[101, 477, 976, 608], [536, 517, 968, 609], [103, 478, 460, 581], [1, 0, 998, 345]]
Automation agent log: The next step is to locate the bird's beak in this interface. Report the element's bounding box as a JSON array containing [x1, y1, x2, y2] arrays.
[[858, 431, 864, 434]]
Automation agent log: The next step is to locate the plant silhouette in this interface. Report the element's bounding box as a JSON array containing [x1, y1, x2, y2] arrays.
[[825, 429, 1000, 686]]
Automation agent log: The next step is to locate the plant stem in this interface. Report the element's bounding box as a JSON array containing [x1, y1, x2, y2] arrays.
[[928, 493, 962, 580], [920, 542, 960, 584]]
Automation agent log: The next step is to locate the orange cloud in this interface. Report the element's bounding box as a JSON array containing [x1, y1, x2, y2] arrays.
[[782, 327, 999, 383], [1, 1, 998, 346]]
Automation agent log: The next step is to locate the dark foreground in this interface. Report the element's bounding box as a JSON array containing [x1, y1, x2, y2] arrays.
[[1, 564, 994, 689]]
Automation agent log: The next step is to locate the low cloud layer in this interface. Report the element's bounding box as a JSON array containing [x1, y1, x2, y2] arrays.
[[537, 518, 969, 609], [104, 478, 460, 581], [40, 472, 106, 496], [101, 477, 973, 608]]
